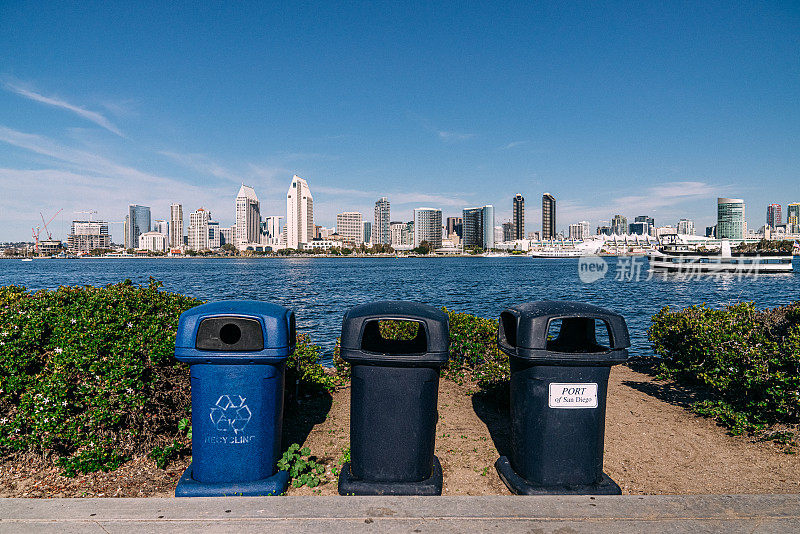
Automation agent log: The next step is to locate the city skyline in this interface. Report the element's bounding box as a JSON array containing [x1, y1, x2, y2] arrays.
[[1, 3, 799, 241]]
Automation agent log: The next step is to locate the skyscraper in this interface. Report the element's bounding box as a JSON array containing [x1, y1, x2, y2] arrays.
[[462, 205, 495, 250], [153, 219, 169, 235], [337, 212, 363, 246], [67, 220, 110, 253], [169, 203, 183, 249], [787, 203, 800, 232], [446, 217, 462, 238], [542, 193, 556, 240], [363, 221, 372, 244], [611, 214, 628, 235], [236, 184, 261, 246], [512, 194, 525, 240], [767, 204, 782, 229], [188, 208, 212, 251], [373, 197, 390, 244], [502, 222, 515, 242], [677, 218, 695, 235], [286, 175, 314, 248], [413, 208, 442, 249], [568, 221, 590, 240], [717, 198, 745, 239], [261, 216, 283, 248], [126, 205, 151, 249]]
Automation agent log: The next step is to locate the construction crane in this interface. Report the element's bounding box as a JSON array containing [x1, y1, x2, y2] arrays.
[[40, 209, 63, 240], [31, 226, 40, 253]]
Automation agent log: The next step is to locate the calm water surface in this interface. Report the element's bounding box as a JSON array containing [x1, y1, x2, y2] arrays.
[[2, 257, 798, 362]]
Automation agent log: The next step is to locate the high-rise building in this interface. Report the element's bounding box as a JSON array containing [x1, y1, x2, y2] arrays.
[[611, 214, 628, 235], [635, 215, 654, 227], [188, 208, 213, 251], [261, 216, 283, 248], [788, 203, 800, 224], [220, 227, 234, 246], [717, 198, 745, 239], [286, 175, 314, 248], [767, 204, 782, 229], [126, 205, 151, 249], [139, 231, 168, 252], [446, 217, 462, 238], [542, 193, 556, 239], [628, 222, 648, 235], [413, 208, 442, 249], [236, 184, 261, 246], [512, 194, 525, 240], [337, 212, 363, 246], [677, 218, 695, 235], [154, 219, 169, 235], [373, 197, 390, 244], [67, 220, 111, 253], [169, 203, 183, 249], [462, 205, 495, 250], [568, 221, 590, 240], [363, 221, 372, 244], [706, 225, 717, 238], [208, 221, 220, 249], [502, 222, 515, 242]]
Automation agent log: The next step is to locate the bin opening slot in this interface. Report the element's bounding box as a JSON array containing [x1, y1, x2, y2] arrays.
[[546, 317, 612, 353], [499, 312, 518, 348], [361, 319, 428, 354], [219, 323, 241, 345], [195, 317, 264, 351]]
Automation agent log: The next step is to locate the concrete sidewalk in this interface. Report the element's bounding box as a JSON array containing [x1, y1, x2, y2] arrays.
[[1, 494, 798, 533]]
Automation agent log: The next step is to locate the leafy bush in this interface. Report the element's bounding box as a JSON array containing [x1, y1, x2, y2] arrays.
[[286, 332, 343, 394], [0, 280, 199, 473], [649, 302, 800, 443], [277, 443, 325, 488], [444, 308, 508, 389]]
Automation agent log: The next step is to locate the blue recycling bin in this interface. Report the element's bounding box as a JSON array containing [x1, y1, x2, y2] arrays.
[[173, 301, 295, 497]]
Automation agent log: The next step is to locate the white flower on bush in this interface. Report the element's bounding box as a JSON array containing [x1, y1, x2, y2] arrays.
[[54, 347, 63, 354], [0, 418, 8, 424], [127, 322, 133, 328], [71, 319, 77, 324]]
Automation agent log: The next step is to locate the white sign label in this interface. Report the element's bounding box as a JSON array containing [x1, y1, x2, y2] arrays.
[[548, 383, 598, 409]]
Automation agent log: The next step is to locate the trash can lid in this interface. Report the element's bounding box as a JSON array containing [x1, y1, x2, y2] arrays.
[[498, 301, 630, 364], [340, 301, 449, 367], [174, 300, 295, 364]]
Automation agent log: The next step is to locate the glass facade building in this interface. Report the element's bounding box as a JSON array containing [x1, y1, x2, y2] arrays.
[[717, 198, 745, 239]]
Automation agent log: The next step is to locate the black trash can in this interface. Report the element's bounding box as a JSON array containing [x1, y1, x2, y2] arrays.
[[495, 301, 630, 495], [337, 301, 449, 496]]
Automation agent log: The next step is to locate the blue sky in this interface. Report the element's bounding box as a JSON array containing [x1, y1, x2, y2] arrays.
[[1, 1, 798, 242]]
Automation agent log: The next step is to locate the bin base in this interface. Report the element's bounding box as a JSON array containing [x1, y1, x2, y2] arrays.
[[175, 463, 289, 497], [338, 456, 443, 496], [495, 456, 621, 495]]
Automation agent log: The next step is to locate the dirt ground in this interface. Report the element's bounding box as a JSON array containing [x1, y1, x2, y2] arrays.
[[2, 364, 799, 497]]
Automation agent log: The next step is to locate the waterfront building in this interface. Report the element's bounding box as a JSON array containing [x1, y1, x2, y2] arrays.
[[126, 205, 151, 249], [568, 221, 590, 240], [493, 225, 503, 245], [446, 217, 462, 238], [767, 204, 782, 229], [705, 225, 716, 238], [363, 221, 372, 245], [717, 198, 745, 239], [596, 225, 612, 236], [542, 193, 556, 239], [611, 214, 628, 235], [261, 216, 283, 249], [788, 203, 800, 224], [236, 184, 261, 246], [220, 227, 233, 246], [628, 222, 648, 235], [336, 212, 363, 246], [187, 208, 213, 251], [502, 222, 515, 242], [373, 197, 390, 244], [635, 215, 655, 227], [527, 231, 540, 241], [169, 203, 183, 249], [286, 175, 314, 248], [389, 221, 406, 247], [67, 220, 111, 253], [462, 205, 495, 250], [318, 226, 336, 239], [208, 221, 220, 249], [405, 221, 415, 245], [138, 231, 168, 252], [512, 194, 525, 240], [655, 225, 677, 238], [413, 208, 442, 249], [677, 218, 695, 235], [154, 219, 169, 236]]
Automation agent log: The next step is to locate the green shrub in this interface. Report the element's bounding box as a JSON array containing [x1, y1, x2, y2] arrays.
[[278, 443, 326, 488], [649, 302, 800, 443], [444, 308, 509, 389], [286, 332, 343, 394]]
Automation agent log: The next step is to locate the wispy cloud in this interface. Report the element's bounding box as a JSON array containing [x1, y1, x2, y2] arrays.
[[3, 81, 124, 137], [500, 140, 527, 150], [437, 130, 475, 142], [159, 151, 242, 183]]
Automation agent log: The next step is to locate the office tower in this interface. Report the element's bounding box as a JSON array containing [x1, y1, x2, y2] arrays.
[[67, 220, 111, 253], [628, 222, 647, 235], [542, 193, 556, 239], [125, 205, 151, 249], [260, 216, 283, 248], [188, 208, 212, 251], [502, 222, 515, 242], [373, 197, 390, 244], [207, 221, 220, 249], [568, 221, 591, 240], [767, 204, 782, 229], [705, 225, 717, 238], [512, 194, 525, 240], [154, 219, 169, 236], [405, 221, 415, 245], [596, 225, 612, 236], [635, 215, 654, 227], [138, 231, 168, 252], [220, 227, 234, 246], [413, 208, 442, 248], [788, 203, 800, 224], [610, 214, 628, 235], [717, 198, 745, 239], [677, 218, 695, 235], [235, 184, 261, 246], [169, 203, 183, 249], [123, 216, 129, 247], [389, 221, 406, 246], [446, 217, 463, 238], [462, 205, 495, 250], [286, 175, 314, 248], [337, 212, 363, 245]]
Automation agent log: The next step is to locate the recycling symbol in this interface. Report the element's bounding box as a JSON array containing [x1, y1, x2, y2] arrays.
[[210, 395, 252, 434]]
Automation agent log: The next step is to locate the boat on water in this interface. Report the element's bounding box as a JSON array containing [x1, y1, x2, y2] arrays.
[[648, 240, 794, 274], [528, 238, 604, 258], [528, 248, 587, 258]]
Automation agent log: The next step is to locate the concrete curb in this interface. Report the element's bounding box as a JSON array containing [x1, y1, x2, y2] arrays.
[[1, 494, 798, 533]]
